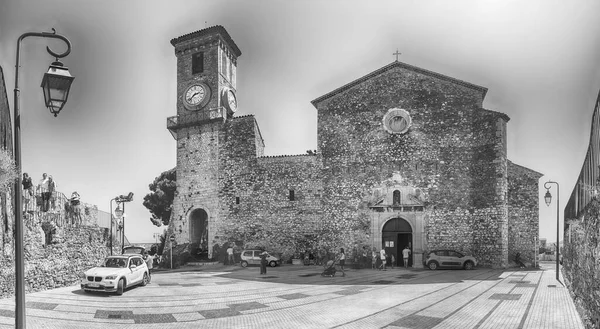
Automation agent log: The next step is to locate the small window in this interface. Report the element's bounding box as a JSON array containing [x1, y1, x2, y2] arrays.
[[393, 190, 401, 205], [289, 190, 295, 201], [235, 197, 240, 204], [192, 52, 204, 74]]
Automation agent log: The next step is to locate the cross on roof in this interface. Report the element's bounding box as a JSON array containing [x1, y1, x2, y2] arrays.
[[393, 49, 401, 61]]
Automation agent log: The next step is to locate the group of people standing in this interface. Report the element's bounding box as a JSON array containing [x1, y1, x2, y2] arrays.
[[22, 172, 57, 213], [372, 246, 412, 270]]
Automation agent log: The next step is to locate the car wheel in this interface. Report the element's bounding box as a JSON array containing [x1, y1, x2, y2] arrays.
[[464, 261, 474, 270], [428, 261, 439, 270], [141, 273, 149, 286], [241, 261, 248, 268], [269, 261, 277, 267], [116, 278, 125, 295]]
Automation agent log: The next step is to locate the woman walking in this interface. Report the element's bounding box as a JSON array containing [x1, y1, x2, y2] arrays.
[[338, 248, 346, 277]]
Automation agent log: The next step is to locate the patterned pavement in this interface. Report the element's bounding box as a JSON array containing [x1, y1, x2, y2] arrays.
[[0, 262, 583, 328]]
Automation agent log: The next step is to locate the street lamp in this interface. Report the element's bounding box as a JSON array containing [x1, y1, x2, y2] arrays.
[[544, 181, 560, 281], [114, 193, 133, 251], [114, 204, 124, 248], [12, 29, 74, 328]]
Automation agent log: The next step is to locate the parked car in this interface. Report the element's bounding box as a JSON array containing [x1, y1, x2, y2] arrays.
[[423, 250, 477, 270], [80, 255, 149, 295], [122, 245, 146, 255], [240, 250, 280, 267]]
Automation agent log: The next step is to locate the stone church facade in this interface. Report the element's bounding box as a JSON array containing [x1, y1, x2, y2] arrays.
[[166, 26, 542, 268]]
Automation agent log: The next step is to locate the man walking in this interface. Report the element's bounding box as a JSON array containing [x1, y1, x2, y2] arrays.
[[379, 248, 387, 271], [402, 246, 411, 268], [227, 245, 234, 265], [143, 251, 155, 283]]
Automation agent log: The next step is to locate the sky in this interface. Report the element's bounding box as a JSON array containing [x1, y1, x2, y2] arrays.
[[1, 0, 599, 244]]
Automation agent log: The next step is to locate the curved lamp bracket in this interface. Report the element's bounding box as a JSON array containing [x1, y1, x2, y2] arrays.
[[45, 28, 71, 59]]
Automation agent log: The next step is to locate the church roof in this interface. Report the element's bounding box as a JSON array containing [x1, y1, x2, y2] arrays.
[[170, 25, 242, 57], [311, 61, 488, 106]]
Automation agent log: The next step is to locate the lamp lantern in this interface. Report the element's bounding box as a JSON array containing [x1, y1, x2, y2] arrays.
[[40, 60, 74, 117], [544, 190, 552, 207]]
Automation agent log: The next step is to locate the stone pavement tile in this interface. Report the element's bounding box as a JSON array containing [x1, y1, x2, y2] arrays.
[[26, 301, 58, 310], [228, 301, 268, 312], [434, 297, 500, 328], [277, 293, 310, 300], [417, 279, 501, 319], [389, 314, 444, 329], [198, 308, 242, 319], [521, 268, 584, 329], [172, 311, 206, 322]]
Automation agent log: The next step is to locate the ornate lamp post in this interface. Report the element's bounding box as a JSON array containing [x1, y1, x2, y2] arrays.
[[114, 204, 124, 248], [13, 29, 74, 328], [114, 193, 133, 251], [544, 181, 560, 281]]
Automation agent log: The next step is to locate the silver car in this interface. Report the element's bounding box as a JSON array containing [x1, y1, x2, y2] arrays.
[[240, 250, 280, 268], [423, 250, 477, 270]]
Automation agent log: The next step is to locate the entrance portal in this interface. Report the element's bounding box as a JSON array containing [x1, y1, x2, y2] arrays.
[[382, 218, 413, 267], [189, 209, 208, 260]]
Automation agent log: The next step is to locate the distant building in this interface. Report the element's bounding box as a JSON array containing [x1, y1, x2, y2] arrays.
[[166, 26, 542, 268], [539, 238, 547, 249]]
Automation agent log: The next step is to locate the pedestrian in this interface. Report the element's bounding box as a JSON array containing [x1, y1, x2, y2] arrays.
[[22, 173, 33, 214], [38, 173, 50, 212], [515, 252, 525, 268], [259, 251, 268, 275], [372, 248, 378, 269], [402, 246, 411, 268], [143, 251, 154, 282], [391, 254, 396, 269], [379, 248, 387, 270], [227, 245, 234, 265], [362, 246, 368, 268], [48, 175, 56, 212], [70, 191, 82, 225], [338, 248, 346, 277]]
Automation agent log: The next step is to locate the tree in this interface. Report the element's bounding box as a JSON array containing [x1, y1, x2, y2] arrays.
[[143, 168, 176, 226], [0, 148, 17, 193]]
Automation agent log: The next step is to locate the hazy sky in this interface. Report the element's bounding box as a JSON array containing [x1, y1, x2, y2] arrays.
[[1, 0, 599, 243]]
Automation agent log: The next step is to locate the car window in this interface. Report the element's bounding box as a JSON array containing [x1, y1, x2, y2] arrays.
[[106, 258, 127, 268], [448, 251, 460, 258], [242, 251, 252, 257], [437, 250, 448, 256]]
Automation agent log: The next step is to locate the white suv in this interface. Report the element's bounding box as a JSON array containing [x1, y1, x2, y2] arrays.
[[80, 255, 149, 295]]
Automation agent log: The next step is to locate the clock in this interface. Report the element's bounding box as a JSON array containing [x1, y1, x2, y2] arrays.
[[383, 108, 412, 134], [222, 88, 238, 114], [183, 83, 211, 110]]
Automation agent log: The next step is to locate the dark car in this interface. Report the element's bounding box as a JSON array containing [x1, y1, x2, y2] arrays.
[[423, 250, 477, 270], [122, 246, 146, 255]]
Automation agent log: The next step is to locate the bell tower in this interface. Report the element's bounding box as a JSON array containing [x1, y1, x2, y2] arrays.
[[166, 26, 242, 254]]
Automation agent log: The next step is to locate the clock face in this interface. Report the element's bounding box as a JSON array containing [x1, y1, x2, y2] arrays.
[[222, 88, 238, 114], [226, 90, 237, 112], [183, 83, 210, 110]]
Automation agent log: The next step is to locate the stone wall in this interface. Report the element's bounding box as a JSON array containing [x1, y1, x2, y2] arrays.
[[507, 161, 542, 265], [563, 200, 600, 328], [313, 65, 511, 267], [0, 200, 115, 298]]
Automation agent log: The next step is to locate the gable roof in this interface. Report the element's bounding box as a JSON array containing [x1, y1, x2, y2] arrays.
[[170, 25, 242, 57], [311, 61, 488, 106]]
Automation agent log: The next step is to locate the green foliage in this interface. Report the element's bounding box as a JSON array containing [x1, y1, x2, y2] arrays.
[[143, 168, 176, 227], [0, 148, 17, 193]]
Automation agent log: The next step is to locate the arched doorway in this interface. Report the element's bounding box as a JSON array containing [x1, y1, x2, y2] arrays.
[[382, 218, 413, 267], [189, 209, 208, 259]]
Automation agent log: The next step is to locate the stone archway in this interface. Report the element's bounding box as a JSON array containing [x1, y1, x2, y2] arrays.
[[189, 209, 208, 259], [382, 217, 413, 267]]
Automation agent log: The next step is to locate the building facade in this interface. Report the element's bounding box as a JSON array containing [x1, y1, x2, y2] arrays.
[[563, 90, 600, 325], [167, 26, 542, 268]]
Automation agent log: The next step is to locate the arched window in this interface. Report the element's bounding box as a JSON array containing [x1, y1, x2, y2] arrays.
[[393, 190, 401, 205]]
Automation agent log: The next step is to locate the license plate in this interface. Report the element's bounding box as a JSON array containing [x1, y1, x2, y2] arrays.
[[88, 283, 99, 287]]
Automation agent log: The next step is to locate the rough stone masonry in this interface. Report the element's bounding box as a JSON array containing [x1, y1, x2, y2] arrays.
[[167, 26, 542, 268]]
